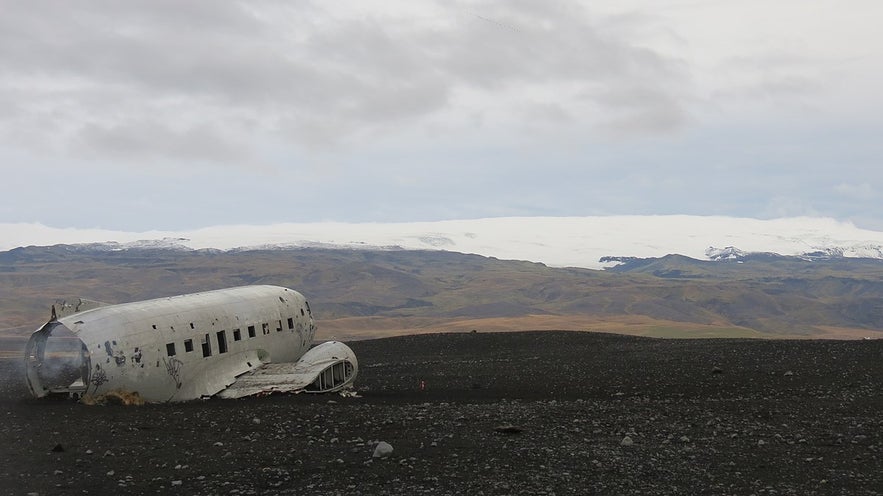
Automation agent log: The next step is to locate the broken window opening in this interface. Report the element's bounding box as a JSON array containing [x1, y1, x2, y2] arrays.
[[233, 329, 241, 341], [262, 323, 270, 335], [217, 330, 228, 354], [247, 325, 256, 338], [166, 342, 176, 357], [201, 333, 212, 357], [190, 323, 195, 329], [287, 317, 294, 330], [276, 320, 283, 332], [184, 339, 194, 353], [300, 308, 305, 316], [152, 324, 157, 330]]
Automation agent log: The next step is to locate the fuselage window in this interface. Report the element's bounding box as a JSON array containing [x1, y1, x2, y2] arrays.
[[287, 317, 294, 329], [166, 342, 176, 357], [233, 329, 241, 341], [262, 323, 270, 335], [276, 320, 283, 332], [184, 339, 194, 353], [248, 325, 256, 338], [217, 330, 228, 354], [201, 333, 212, 357]]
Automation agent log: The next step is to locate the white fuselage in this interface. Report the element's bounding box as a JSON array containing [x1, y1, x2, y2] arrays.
[[27, 285, 317, 402]]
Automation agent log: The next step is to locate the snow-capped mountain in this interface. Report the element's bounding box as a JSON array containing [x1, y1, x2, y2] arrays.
[[3, 216, 883, 270], [705, 246, 750, 261]]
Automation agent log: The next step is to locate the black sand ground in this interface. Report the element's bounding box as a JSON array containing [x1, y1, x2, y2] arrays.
[[2, 331, 882, 495]]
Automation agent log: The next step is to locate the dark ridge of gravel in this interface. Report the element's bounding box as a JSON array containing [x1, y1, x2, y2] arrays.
[[2, 330, 882, 495]]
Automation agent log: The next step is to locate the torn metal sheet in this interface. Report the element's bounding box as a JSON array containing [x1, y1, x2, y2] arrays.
[[216, 341, 358, 399]]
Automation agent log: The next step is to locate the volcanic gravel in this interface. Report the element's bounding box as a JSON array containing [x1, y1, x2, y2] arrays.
[[2, 331, 883, 495]]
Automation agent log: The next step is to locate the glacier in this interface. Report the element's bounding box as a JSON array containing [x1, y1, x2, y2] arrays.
[[3, 216, 883, 270]]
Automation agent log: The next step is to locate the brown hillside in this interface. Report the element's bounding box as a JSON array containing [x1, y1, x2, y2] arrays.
[[2, 246, 883, 341]]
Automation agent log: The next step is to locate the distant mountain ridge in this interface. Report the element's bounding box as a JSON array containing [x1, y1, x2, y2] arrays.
[[2, 243, 883, 340], [3, 216, 883, 270]]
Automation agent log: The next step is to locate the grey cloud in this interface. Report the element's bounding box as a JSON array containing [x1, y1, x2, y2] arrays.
[[591, 86, 690, 136], [73, 120, 252, 164], [520, 102, 573, 125], [439, 2, 686, 88], [0, 0, 693, 165], [707, 51, 828, 110]]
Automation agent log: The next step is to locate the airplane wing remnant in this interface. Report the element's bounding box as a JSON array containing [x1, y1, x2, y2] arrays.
[[216, 341, 358, 399]]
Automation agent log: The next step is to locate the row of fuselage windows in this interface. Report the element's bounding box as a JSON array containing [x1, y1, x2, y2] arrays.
[[165, 316, 299, 358]]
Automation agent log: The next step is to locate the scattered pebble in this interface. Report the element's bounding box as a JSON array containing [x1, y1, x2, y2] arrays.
[[373, 442, 394, 458]]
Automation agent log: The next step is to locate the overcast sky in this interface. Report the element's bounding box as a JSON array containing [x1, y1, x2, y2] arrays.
[[1, 0, 881, 231]]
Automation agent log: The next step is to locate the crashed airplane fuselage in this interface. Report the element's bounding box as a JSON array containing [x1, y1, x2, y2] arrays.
[[24, 285, 358, 403]]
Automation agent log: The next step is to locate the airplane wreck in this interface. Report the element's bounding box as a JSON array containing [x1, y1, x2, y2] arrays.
[[24, 285, 358, 403]]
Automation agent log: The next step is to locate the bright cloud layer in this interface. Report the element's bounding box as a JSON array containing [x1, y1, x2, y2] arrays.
[[1, 1, 881, 231]]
